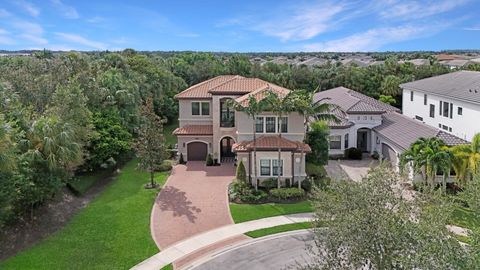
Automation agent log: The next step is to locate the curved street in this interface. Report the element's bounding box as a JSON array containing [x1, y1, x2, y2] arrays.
[[190, 230, 315, 270]]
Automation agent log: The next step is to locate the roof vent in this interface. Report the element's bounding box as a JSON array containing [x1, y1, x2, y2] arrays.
[[469, 89, 473, 93]]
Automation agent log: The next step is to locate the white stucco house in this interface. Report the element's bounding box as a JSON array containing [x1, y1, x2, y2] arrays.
[[314, 87, 468, 173], [401, 70, 480, 142], [173, 75, 310, 186]]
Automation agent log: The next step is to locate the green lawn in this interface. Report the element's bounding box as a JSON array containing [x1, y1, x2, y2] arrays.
[[68, 168, 113, 195], [1, 159, 169, 270], [245, 222, 312, 238], [450, 206, 479, 230], [229, 201, 314, 223]]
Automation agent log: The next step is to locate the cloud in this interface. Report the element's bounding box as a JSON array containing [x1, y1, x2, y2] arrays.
[[464, 25, 480, 31], [303, 24, 445, 52], [20, 33, 48, 45], [0, 8, 11, 17], [0, 28, 9, 35], [12, 20, 44, 35], [55, 32, 107, 50], [50, 0, 79, 19], [13, 0, 40, 17], [86, 16, 105, 23], [177, 33, 200, 38], [0, 35, 15, 45], [244, 2, 346, 42], [379, 0, 469, 20]]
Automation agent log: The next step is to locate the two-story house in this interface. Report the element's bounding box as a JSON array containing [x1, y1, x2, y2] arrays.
[[401, 70, 480, 142], [173, 75, 309, 184], [314, 87, 467, 173]]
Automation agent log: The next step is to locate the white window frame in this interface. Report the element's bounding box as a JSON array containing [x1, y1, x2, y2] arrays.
[[329, 135, 342, 150], [255, 116, 288, 134], [260, 159, 283, 176]]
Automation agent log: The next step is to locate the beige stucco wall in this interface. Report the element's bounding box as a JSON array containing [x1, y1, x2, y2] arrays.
[[236, 111, 305, 142], [237, 151, 307, 185], [211, 95, 240, 155], [178, 99, 213, 127]]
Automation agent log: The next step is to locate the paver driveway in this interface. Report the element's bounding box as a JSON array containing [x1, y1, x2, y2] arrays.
[[151, 161, 235, 249]]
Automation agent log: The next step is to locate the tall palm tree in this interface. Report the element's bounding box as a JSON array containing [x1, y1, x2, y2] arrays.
[[400, 137, 449, 187], [451, 133, 480, 184], [264, 91, 295, 188], [227, 95, 266, 190], [290, 89, 338, 188]]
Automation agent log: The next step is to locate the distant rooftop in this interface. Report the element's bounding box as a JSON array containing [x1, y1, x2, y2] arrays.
[[400, 71, 480, 104]]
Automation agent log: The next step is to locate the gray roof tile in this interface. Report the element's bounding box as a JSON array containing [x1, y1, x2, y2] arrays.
[[400, 71, 480, 104]]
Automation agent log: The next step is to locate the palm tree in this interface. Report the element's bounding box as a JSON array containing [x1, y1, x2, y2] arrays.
[[290, 89, 338, 188], [227, 95, 266, 190], [380, 75, 402, 96], [450, 133, 480, 184], [264, 91, 295, 188], [400, 137, 450, 187], [23, 117, 83, 172]]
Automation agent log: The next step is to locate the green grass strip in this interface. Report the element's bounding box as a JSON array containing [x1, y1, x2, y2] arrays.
[[245, 222, 312, 238], [229, 201, 314, 223]]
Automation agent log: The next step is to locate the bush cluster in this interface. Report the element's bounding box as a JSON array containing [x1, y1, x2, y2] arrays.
[[270, 188, 305, 200], [229, 181, 268, 203], [345, 147, 363, 160]]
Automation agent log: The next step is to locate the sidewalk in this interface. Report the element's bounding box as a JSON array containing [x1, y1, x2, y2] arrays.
[[131, 213, 314, 270]]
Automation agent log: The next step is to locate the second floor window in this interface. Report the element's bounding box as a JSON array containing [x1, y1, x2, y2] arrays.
[[255, 117, 264, 133], [265, 117, 276, 133], [429, 104, 435, 118], [220, 98, 234, 127], [192, 102, 210, 116], [256, 116, 288, 133]]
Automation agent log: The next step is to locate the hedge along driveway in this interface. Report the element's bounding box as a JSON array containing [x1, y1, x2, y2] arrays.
[[229, 201, 314, 223], [0, 159, 169, 270]]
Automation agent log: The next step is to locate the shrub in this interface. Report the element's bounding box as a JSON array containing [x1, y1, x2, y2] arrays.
[[179, 153, 186, 164], [301, 178, 312, 192], [236, 160, 247, 183], [371, 151, 380, 160], [229, 181, 267, 203], [206, 153, 214, 166], [158, 160, 173, 172], [306, 163, 326, 178], [345, 147, 363, 160], [306, 121, 329, 165], [270, 188, 305, 200], [262, 178, 277, 190]]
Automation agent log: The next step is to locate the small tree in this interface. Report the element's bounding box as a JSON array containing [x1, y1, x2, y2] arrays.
[[236, 160, 247, 183], [378, 94, 396, 105], [304, 165, 470, 270], [306, 121, 329, 165], [136, 98, 167, 189]]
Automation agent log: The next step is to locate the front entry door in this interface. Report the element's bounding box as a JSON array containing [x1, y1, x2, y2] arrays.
[[221, 137, 234, 158], [357, 131, 368, 152]]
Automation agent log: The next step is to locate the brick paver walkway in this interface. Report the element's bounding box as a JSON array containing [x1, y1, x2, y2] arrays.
[[151, 161, 235, 249]]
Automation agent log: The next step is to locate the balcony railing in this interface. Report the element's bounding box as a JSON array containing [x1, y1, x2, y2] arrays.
[[220, 113, 235, 128]]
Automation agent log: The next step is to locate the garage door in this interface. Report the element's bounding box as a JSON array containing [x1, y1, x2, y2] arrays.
[[187, 142, 208, 161], [381, 143, 397, 166]]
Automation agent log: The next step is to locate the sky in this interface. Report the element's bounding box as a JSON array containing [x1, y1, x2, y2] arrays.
[[0, 0, 479, 52]]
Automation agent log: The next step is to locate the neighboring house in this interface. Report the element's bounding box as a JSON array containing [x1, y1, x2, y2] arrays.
[[173, 75, 310, 184], [401, 71, 480, 141], [314, 87, 467, 174]]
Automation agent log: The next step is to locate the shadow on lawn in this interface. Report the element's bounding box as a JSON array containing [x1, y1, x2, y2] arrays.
[[156, 186, 201, 223]]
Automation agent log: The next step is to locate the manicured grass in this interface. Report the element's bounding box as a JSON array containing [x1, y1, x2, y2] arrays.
[[164, 119, 178, 146], [68, 169, 113, 195], [450, 206, 479, 231], [229, 201, 314, 223], [245, 222, 312, 238], [0, 159, 169, 270], [161, 263, 173, 270]]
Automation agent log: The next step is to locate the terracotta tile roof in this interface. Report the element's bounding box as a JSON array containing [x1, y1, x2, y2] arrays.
[[172, 125, 213, 136], [175, 75, 292, 101], [174, 75, 238, 99], [232, 135, 311, 153], [235, 84, 291, 106], [329, 108, 354, 129], [208, 78, 268, 94]]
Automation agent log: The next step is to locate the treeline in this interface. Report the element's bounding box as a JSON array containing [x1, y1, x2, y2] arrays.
[[0, 50, 473, 227]]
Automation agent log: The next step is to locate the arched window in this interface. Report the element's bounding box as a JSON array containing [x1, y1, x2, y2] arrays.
[[220, 98, 235, 127]]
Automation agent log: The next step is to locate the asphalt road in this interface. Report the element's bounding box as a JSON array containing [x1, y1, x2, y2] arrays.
[[191, 230, 315, 270]]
